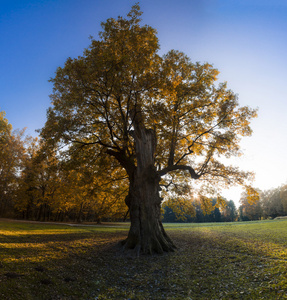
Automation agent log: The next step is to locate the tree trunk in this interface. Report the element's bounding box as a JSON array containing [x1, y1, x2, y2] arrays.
[[76, 202, 84, 223], [122, 112, 176, 255]]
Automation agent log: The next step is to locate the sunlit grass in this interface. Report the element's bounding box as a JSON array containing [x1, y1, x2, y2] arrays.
[[0, 219, 286, 299], [165, 220, 287, 299]]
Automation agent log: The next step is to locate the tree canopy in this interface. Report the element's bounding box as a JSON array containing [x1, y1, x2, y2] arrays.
[[40, 4, 258, 254]]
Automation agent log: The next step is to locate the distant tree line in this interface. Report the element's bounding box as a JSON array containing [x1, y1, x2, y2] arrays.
[[239, 186, 287, 221], [162, 198, 237, 223], [162, 185, 287, 223]]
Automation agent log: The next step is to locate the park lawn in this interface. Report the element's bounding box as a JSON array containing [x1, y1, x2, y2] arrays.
[[0, 220, 286, 299]]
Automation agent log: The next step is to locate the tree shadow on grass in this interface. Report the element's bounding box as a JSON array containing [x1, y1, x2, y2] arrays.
[[0, 225, 286, 299], [168, 229, 287, 299]]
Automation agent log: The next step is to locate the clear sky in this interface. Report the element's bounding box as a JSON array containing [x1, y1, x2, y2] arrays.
[[1, 0, 287, 205]]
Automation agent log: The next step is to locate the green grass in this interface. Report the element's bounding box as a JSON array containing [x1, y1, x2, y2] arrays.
[[0, 219, 287, 299]]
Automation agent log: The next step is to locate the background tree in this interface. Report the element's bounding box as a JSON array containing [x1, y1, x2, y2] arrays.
[[40, 5, 257, 254], [162, 196, 196, 222], [0, 111, 26, 216], [15, 141, 61, 221], [239, 191, 262, 221], [221, 200, 238, 222], [280, 184, 287, 215], [260, 185, 287, 219]]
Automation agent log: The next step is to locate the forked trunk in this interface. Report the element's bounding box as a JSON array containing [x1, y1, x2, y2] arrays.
[[122, 112, 176, 255]]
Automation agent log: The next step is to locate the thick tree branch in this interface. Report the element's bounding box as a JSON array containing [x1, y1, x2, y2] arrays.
[[106, 149, 135, 178], [158, 164, 200, 179]]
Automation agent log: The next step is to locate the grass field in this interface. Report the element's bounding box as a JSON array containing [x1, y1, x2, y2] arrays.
[[0, 219, 287, 299]]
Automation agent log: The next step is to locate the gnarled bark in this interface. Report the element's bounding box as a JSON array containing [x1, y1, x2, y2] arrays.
[[122, 110, 176, 255]]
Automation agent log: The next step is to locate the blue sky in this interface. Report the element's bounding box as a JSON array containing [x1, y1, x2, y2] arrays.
[[1, 0, 287, 204]]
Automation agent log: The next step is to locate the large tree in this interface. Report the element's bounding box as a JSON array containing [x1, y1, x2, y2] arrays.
[[41, 5, 257, 254]]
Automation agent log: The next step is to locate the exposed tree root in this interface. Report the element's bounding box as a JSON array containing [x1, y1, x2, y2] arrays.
[[121, 227, 176, 256]]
